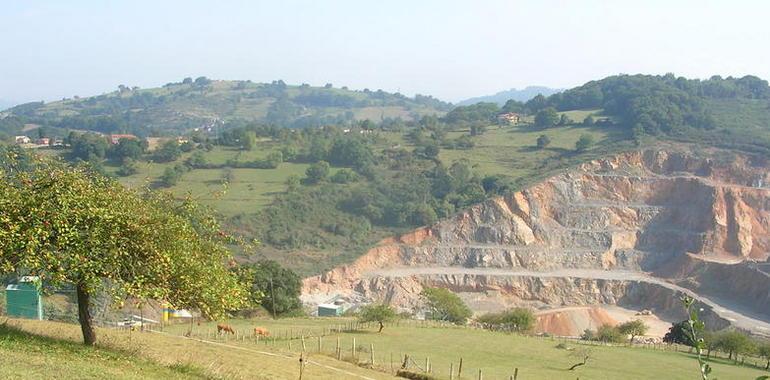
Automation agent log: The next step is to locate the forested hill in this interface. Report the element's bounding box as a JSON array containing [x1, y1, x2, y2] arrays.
[[457, 86, 561, 106], [528, 74, 770, 155], [0, 78, 451, 137]]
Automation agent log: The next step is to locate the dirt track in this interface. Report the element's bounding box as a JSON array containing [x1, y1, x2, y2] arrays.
[[365, 267, 770, 336]]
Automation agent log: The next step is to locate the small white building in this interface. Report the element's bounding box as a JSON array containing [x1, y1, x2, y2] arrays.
[[14, 136, 31, 144]]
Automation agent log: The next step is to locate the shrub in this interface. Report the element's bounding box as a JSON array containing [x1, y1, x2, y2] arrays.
[[476, 308, 535, 333], [421, 287, 471, 325]]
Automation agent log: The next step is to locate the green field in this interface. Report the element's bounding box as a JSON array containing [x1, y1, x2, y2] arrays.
[[162, 318, 770, 380], [438, 122, 628, 177], [107, 145, 338, 218], [5, 319, 393, 380], [0, 322, 205, 379]]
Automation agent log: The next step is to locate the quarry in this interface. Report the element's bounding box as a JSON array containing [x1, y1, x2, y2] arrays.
[[303, 148, 770, 337]]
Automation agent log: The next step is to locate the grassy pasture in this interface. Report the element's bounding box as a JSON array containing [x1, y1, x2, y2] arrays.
[[3, 318, 393, 380], [165, 317, 770, 380], [439, 123, 625, 177]]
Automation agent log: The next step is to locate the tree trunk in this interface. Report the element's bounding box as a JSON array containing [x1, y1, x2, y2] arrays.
[[76, 283, 97, 346], [378, 321, 384, 333]]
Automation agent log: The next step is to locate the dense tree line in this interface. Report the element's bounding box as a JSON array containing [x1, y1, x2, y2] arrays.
[[533, 74, 770, 138]]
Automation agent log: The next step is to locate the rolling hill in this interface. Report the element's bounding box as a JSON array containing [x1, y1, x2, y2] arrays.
[[2, 78, 451, 137], [458, 86, 562, 106]]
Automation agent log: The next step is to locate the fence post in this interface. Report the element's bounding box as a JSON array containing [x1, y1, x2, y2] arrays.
[[370, 343, 374, 365], [318, 336, 322, 353], [458, 357, 463, 378], [478, 369, 483, 380], [514, 367, 519, 380], [450, 363, 454, 380], [336, 337, 341, 359], [298, 352, 305, 380], [352, 337, 356, 360], [426, 357, 430, 373]]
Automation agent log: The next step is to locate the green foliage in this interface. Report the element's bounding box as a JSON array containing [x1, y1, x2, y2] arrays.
[[330, 169, 358, 184], [712, 330, 754, 361], [443, 102, 499, 125], [534, 107, 559, 127], [0, 157, 247, 344], [421, 287, 472, 325], [581, 324, 625, 343], [536, 134, 551, 149], [476, 308, 535, 333], [237, 260, 301, 316], [304, 161, 330, 184], [154, 140, 181, 163], [575, 134, 595, 152], [617, 319, 648, 343], [115, 158, 139, 177], [108, 138, 145, 162], [159, 164, 189, 187], [663, 320, 698, 346], [66, 132, 109, 161], [358, 303, 397, 332]]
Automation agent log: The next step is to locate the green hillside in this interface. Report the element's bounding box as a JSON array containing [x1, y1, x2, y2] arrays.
[[5, 74, 770, 276], [1, 78, 451, 137]]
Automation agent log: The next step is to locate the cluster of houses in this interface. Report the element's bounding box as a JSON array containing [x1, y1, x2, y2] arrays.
[[14, 135, 63, 148]]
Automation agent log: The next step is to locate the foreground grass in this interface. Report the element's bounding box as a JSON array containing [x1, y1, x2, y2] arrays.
[[0, 321, 206, 380], [167, 318, 770, 380], [3, 318, 393, 380]]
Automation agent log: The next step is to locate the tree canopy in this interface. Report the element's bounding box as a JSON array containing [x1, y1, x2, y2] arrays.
[[358, 303, 397, 333], [421, 287, 472, 324], [0, 155, 247, 345]]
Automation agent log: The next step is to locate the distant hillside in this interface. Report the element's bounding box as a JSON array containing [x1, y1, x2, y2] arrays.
[[3, 78, 451, 136], [458, 86, 561, 106]]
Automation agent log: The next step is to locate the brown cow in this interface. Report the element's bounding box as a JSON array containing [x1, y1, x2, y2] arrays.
[[217, 323, 235, 335], [253, 327, 270, 337]]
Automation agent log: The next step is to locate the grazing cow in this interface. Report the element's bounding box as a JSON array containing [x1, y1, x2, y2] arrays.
[[217, 323, 235, 335], [253, 327, 270, 337]]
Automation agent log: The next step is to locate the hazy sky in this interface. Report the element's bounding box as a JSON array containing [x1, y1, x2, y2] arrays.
[[2, 0, 769, 104]]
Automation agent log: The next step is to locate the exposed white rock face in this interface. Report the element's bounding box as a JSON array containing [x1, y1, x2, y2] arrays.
[[303, 148, 770, 334]]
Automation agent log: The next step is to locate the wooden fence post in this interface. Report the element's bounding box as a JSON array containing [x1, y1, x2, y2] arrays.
[[352, 337, 356, 360], [318, 336, 322, 353], [298, 352, 305, 380], [450, 363, 454, 380], [336, 337, 341, 359], [301, 335, 306, 352], [478, 369, 483, 380], [458, 357, 463, 378], [514, 367, 519, 380]]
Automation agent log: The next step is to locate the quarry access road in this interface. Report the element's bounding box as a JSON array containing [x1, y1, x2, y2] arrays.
[[365, 266, 770, 336]]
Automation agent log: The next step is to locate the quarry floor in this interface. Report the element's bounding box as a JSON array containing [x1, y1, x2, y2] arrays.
[[364, 267, 770, 335]]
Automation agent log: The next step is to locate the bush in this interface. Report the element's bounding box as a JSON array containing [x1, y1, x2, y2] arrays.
[[596, 324, 625, 343], [582, 324, 624, 343], [476, 307, 535, 333], [575, 134, 595, 152], [421, 287, 471, 325], [304, 161, 330, 184], [536, 134, 551, 149], [331, 169, 358, 184]]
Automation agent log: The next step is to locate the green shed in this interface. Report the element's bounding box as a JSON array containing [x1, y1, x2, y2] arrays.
[[5, 276, 43, 320], [317, 303, 343, 317]]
